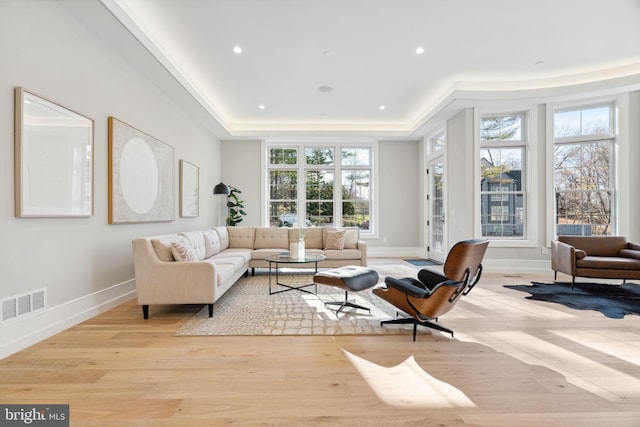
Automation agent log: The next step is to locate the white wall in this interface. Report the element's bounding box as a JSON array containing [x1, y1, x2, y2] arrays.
[[220, 140, 263, 226], [0, 1, 222, 358], [445, 109, 476, 246], [373, 140, 420, 251]]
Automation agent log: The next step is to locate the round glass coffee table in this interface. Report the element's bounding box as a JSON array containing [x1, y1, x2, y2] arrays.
[[265, 254, 326, 295]]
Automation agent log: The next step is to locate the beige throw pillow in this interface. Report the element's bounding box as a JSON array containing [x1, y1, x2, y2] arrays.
[[324, 230, 346, 250], [171, 240, 198, 262], [151, 237, 180, 261]]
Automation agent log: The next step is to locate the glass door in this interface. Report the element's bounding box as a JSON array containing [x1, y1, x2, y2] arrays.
[[427, 159, 446, 263]]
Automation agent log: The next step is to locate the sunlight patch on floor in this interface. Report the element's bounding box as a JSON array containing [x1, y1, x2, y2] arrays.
[[461, 288, 576, 320], [342, 349, 476, 409], [549, 329, 640, 366], [456, 330, 640, 401]]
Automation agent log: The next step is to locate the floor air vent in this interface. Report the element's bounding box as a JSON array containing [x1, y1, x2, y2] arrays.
[[1, 289, 46, 322]]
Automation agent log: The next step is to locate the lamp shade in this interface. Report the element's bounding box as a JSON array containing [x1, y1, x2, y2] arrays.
[[213, 182, 230, 195]]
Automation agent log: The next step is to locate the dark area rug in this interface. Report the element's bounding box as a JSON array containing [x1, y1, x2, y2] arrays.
[[404, 259, 442, 267], [504, 281, 640, 319]]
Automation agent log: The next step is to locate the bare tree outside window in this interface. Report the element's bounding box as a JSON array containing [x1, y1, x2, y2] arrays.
[[553, 105, 613, 236]]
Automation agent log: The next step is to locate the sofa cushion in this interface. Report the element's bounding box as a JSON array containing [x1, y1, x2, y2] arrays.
[[213, 248, 252, 263], [203, 229, 221, 258], [228, 226, 256, 248], [209, 254, 247, 270], [323, 249, 362, 260], [151, 235, 182, 261], [254, 227, 289, 249], [575, 249, 587, 260], [213, 226, 230, 250], [577, 256, 640, 270], [178, 231, 206, 260], [324, 230, 346, 250], [619, 249, 640, 260], [558, 236, 628, 257], [211, 262, 236, 286], [171, 239, 198, 262]]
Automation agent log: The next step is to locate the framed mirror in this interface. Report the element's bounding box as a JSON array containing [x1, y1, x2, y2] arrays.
[[180, 160, 199, 218], [14, 87, 94, 217]]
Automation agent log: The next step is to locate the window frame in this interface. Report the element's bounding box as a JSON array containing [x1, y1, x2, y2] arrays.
[[475, 107, 539, 248], [478, 113, 528, 241], [263, 141, 377, 236], [551, 102, 616, 237]]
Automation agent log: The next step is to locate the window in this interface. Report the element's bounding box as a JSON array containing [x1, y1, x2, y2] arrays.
[[266, 144, 374, 232], [305, 147, 334, 226], [341, 148, 371, 229], [553, 104, 614, 236], [430, 131, 445, 153], [268, 148, 299, 226], [479, 115, 526, 238]]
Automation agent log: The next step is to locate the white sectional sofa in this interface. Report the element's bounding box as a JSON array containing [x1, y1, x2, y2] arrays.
[[132, 226, 367, 318]]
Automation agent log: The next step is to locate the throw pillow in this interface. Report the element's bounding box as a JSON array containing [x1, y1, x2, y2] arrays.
[[171, 240, 198, 262], [151, 237, 180, 261], [324, 230, 346, 250], [343, 228, 359, 249]]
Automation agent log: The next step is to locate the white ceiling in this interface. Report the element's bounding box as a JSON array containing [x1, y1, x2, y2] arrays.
[[99, 0, 640, 139]]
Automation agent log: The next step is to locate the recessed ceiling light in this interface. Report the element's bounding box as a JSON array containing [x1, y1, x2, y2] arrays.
[[318, 85, 333, 93], [415, 46, 425, 55], [233, 46, 243, 54], [322, 50, 334, 57], [258, 104, 265, 110], [379, 105, 386, 110]]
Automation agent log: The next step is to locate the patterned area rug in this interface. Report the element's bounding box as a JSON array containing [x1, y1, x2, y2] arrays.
[[176, 265, 424, 336]]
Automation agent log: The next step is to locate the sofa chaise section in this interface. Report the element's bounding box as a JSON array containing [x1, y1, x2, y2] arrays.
[[132, 229, 251, 319], [132, 226, 368, 318]]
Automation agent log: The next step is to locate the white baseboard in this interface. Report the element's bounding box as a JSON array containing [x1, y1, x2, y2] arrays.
[[368, 247, 427, 258], [369, 247, 552, 275], [481, 258, 552, 275], [0, 279, 136, 360]]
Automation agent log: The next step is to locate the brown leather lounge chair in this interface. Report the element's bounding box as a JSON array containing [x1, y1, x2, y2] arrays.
[[373, 238, 489, 341]]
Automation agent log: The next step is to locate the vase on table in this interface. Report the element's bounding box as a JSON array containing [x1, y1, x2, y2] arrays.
[[297, 238, 305, 260], [289, 242, 299, 259]]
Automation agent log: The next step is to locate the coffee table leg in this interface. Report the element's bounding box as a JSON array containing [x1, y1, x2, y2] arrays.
[[269, 261, 317, 295], [268, 262, 273, 294]]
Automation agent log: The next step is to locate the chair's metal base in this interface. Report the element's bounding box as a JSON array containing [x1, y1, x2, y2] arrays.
[[380, 316, 454, 341], [325, 291, 370, 315]]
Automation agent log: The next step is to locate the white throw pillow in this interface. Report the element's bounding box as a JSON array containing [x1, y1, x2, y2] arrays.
[[171, 239, 198, 262], [343, 228, 359, 249]]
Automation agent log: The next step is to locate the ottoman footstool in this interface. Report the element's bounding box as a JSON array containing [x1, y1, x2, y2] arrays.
[[313, 266, 380, 314]]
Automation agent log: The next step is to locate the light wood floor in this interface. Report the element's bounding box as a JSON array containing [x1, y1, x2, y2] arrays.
[[1, 259, 639, 426]]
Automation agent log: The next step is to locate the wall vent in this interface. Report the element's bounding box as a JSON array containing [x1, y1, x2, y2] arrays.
[[1, 288, 46, 323]]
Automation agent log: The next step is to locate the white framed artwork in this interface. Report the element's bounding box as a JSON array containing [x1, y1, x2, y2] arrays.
[[108, 117, 175, 224], [180, 160, 199, 218], [14, 87, 94, 217]]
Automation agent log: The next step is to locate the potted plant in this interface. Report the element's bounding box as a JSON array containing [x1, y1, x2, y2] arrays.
[[226, 186, 246, 226]]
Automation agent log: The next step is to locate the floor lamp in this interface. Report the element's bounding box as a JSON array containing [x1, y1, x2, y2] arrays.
[[213, 182, 230, 225]]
